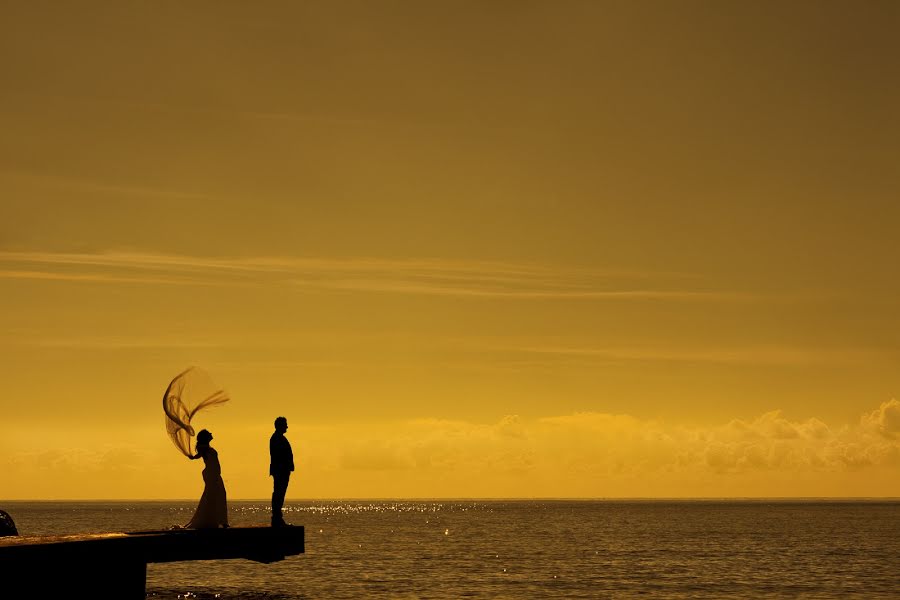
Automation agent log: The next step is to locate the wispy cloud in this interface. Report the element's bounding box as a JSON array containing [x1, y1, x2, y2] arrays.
[[0, 269, 211, 286], [0, 250, 743, 301], [0, 169, 209, 201], [28, 337, 226, 350], [509, 344, 876, 367], [0, 90, 443, 131]]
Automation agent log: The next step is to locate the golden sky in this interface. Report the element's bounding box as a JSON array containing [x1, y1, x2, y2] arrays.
[[2, 1, 899, 499]]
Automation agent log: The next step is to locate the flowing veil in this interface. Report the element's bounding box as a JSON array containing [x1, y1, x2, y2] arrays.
[[162, 367, 229, 457]]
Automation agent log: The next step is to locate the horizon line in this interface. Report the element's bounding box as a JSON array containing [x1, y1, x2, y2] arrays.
[[4, 496, 900, 502]]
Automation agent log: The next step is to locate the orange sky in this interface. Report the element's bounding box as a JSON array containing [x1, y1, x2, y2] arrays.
[[2, 1, 899, 499]]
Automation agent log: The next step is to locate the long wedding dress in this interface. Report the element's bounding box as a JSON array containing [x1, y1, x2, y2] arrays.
[[186, 446, 229, 529]]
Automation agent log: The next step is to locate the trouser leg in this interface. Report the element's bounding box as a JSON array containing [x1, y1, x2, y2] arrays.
[[272, 473, 290, 521]]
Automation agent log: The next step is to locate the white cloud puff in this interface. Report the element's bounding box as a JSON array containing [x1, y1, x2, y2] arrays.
[[861, 399, 900, 438]]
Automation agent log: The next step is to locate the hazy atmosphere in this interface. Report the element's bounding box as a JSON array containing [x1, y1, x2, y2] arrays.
[[2, 1, 899, 499]]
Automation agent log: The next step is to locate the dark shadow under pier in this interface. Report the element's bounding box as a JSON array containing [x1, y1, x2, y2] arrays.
[[0, 525, 304, 598]]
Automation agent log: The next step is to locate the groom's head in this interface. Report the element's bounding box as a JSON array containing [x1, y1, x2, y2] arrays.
[[274, 416, 288, 432]]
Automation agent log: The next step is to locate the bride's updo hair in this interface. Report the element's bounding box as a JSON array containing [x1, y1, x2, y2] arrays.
[[197, 429, 213, 445]]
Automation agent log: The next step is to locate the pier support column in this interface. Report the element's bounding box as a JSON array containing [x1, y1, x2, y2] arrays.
[[105, 559, 147, 599]]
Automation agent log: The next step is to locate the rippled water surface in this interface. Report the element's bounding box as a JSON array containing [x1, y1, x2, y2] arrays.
[[4, 500, 900, 598]]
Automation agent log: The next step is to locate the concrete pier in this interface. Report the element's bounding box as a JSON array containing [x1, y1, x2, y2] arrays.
[[0, 525, 304, 598]]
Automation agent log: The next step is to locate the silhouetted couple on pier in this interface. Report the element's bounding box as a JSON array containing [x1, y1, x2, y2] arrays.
[[185, 416, 294, 529]]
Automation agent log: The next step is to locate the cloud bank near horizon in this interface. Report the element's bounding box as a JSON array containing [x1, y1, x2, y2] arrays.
[[331, 400, 900, 476], [3, 400, 899, 499]]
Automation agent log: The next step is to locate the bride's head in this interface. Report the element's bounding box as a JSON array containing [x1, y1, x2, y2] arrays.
[[197, 429, 213, 446]]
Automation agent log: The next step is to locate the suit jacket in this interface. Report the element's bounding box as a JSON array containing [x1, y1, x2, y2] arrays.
[[269, 432, 294, 476]]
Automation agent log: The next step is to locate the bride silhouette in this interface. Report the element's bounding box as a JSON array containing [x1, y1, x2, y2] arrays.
[[185, 429, 229, 529]]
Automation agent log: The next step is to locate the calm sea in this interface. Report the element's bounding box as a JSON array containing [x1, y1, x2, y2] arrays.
[[3, 500, 899, 599]]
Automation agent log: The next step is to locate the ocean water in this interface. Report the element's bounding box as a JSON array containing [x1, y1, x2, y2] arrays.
[[3, 500, 899, 599]]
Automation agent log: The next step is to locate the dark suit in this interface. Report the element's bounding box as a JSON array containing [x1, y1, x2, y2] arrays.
[[269, 431, 294, 522]]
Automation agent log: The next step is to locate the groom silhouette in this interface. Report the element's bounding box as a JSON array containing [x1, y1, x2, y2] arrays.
[[269, 416, 294, 527]]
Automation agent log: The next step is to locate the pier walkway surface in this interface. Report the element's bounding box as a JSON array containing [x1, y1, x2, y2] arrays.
[[0, 525, 305, 598]]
